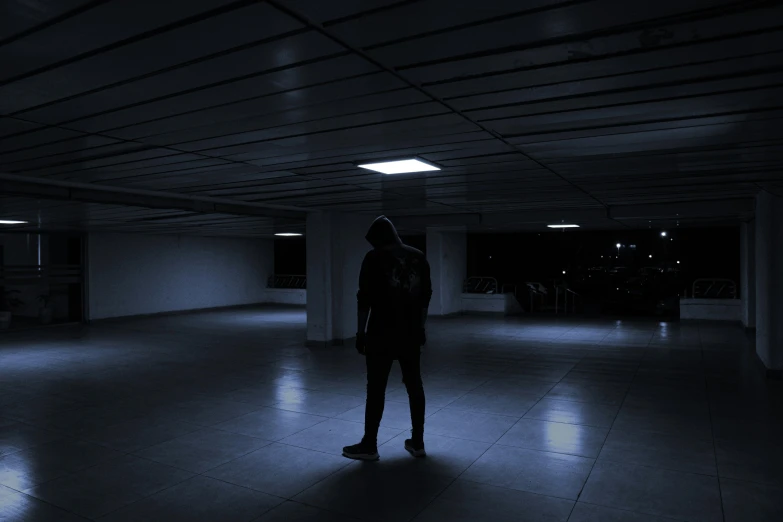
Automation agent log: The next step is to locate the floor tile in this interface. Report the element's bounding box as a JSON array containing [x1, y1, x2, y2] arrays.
[[579, 460, 723, 522], [720, 477, 783, 522], [205, 443, 348, 498], [337, 400, 437, 430], [74, 412, 203, 451], [568, 502, 676, 521], [158, 398, 262, 426], [255, 500, 360, 521], [611, 407, 712, 440], [385, 385, 467, 408], [0, 422, 61, 457], [214, 407, 327, 441], [222, 382, 294, 406], [413, 479, 573, 521], [445, 390, 539, 417], [461, 444, 594, 500], [600, 428, 717, 476], [715, 438, 783, 486], [99, 475, 282, 522], [0, 438, 123, 490], [473, 378, 557, 397], [294, 458, 453, 522], [497, 419, 608, 458], [134, 427, 270, 473], [426, 409, 519, 443], [0, 484, 90, 522], [271, 389, 365, 417], [280, 418, 400, 456], [544, 382, 629, 405], [25, 454, 194, 519], [524, 399, 619, 428], [2, 309, 779, 522], [379, 432, 491, 478]]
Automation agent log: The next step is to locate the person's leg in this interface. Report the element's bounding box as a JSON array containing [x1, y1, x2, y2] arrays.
[[399, 347, 426, 454], [343, 350, 393, 460], [364, 351, 394, 444]]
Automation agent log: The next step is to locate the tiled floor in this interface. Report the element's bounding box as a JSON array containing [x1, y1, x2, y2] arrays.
[[1, 306, 782, 521]]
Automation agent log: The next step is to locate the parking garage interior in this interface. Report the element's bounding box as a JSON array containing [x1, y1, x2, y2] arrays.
[[1, 1, 783, 521]]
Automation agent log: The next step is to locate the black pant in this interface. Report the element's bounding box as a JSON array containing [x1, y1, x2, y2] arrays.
[[364, 348, 425, 443]]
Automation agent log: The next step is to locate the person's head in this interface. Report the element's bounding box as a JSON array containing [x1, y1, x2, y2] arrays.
[[365, 215, 402, 249]]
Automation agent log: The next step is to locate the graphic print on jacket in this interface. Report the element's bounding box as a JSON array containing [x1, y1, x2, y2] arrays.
[[358, 216, 432, 348]]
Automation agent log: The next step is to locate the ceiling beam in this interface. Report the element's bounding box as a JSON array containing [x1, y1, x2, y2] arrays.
[[0, 173, 308, 220]]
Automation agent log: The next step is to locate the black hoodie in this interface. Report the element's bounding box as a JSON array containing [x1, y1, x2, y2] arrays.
[[357, 216, 432, 347]]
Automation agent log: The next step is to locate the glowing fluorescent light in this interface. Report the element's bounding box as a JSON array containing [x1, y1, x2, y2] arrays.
[[357, 159, 439, 174], [547, 224, 580, 228], [275, 233, 302, 237], [0, 220, 27, 225]]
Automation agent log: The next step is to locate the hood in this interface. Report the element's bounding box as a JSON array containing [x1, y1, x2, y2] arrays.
[[365, 215, 402, 248]]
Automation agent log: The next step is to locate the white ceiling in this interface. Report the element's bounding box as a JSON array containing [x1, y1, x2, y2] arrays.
[[0, 0, 779, 236]]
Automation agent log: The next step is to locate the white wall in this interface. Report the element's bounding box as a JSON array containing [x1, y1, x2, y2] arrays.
[[680, 298, 741, 322], [87, 233, 273, 320], [462, 293, 523, 315], [306, 212, 373, 344], [266, 288, 306, 305], [755, 190, 783, 370], [740, 221, 755, 329], [427, 231, 467, 316]]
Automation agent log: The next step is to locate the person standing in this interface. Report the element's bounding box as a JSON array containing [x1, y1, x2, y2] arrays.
[[342, 216, 432, 460]]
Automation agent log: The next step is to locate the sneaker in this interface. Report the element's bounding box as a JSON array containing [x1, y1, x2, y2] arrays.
[[342, 440, 379, 461], [404, 438, 426, 458]]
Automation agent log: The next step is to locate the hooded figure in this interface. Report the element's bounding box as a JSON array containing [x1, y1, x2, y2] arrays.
[[357, 216, 431, 346], [343, 215, 432, 462]]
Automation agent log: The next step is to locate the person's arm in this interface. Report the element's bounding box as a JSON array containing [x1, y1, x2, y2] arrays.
[[356, 253, 373, 334], [420, 258, 433, 328]]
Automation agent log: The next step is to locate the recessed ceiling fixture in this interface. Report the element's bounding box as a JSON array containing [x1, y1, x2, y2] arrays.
[[547, 224, 580, 228], [0, 220, 27, 225], [357, 159, 439, 175], [275, 233, 302, 237]]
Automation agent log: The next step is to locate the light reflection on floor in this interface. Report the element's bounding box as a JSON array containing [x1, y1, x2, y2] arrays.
[[0, 307, 781, 521]]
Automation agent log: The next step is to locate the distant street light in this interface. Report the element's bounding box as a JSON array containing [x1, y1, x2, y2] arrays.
[[661, 231, 667, 237], [649, 254, 653, 258]]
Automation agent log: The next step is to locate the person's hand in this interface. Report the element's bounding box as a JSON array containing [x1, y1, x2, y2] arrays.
[[355, 332, 367, 356]]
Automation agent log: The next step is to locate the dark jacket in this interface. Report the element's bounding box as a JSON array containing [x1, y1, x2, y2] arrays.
[[357, 216, 432, 347]]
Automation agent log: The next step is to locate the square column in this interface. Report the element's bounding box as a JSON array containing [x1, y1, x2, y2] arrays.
[[740, 220, 755, 330], [426, 230, 466, 316], [306, 211, 374, 346], [755, 190, 783, 376]]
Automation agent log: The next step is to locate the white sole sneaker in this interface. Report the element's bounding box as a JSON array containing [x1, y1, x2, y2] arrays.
[[342, 450, 379, 461], [404, 442, 426, 458]]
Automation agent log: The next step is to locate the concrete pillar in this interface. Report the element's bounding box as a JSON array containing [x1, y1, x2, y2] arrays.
[[754, 190, 783, 376], [306, 212, 374, 346], [426, 229, 466, 316], [740, 220, 755, 329]]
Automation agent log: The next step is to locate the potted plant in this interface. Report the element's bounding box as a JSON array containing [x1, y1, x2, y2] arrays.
[[0, 290, 23, 330], [38, 294, 53, 325]]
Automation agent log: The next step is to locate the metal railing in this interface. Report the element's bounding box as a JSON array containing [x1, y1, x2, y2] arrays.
[[691, 278, 737, 299], [555, 286, 580, 315], [0, 265, 81, 285], [525, 282, 547, 312], [267, 274, 306, 289], [463, 276, 498, 294]]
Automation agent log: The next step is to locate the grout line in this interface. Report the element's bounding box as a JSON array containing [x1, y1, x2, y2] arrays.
[[703, 332, 728, 522], [565, 338, 643, 521]]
